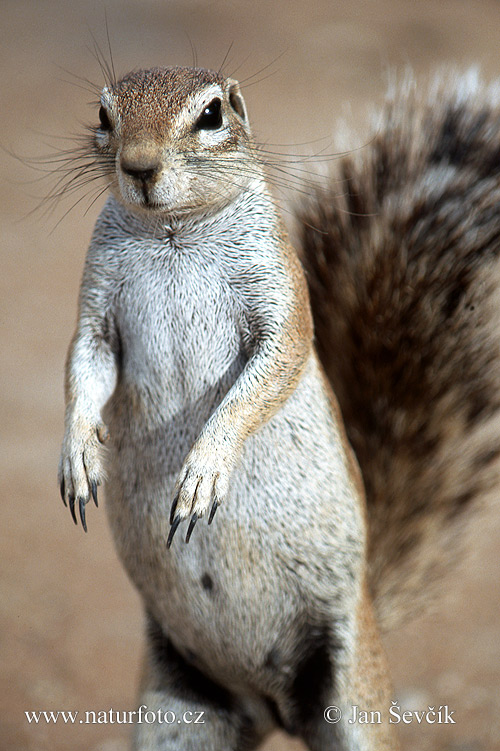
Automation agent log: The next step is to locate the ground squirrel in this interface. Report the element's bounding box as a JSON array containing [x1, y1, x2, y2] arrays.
[[58, 66, 500, 750]]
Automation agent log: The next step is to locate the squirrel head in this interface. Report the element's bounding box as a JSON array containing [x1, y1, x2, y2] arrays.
[[92, 66, 259, 218]]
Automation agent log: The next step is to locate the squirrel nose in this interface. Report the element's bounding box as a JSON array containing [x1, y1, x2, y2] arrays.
[[121, 158, 161, 183]]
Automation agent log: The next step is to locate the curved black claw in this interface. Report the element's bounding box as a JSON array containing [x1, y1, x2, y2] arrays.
[[60, 477, 66, 507], [90, 480, 98, 508], [208, 500, 219, 525], [79, 497, 88, 533], [69, 494, 77, 525], [170, 492, 180, 525], [185, 514, 199, 543], [167, 515, 182, 549]]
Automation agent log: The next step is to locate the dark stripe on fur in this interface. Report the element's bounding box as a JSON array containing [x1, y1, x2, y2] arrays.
[[146, 614, 234, 710], [289, 623, 335, 733]]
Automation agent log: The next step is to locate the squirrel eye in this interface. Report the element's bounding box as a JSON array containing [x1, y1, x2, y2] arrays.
[[195, 98, 223, 131], [98, 105, 112, 131]]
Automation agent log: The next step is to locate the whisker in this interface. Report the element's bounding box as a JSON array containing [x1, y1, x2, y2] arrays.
[[218, 42, 235, 77], [235, 51, 288, 87], [54, 64, 102, 98], [186, 156, 328, 196], [177, 164, 313, 226], [237, 69, 283, 91], [184, 32, 198, 69], [84, 179, 116, 215], [254, 130, 379, 164], [86, 25, 116, 90], [46, 180, 113, 232], [225, 52, 253, 80], [19, 126, 115, 224], [104, 11, 117, 87]]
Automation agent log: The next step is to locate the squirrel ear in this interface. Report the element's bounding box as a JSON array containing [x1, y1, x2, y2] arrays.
[[227, 80, 247, 121]]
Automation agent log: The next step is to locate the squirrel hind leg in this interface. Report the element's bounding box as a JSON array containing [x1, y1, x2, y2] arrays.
[[292, 587, 400, 751], [133, 614, 269, 751], [245, 592, 399, 749]]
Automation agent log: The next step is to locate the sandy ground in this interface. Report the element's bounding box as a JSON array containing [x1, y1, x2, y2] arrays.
[[2, 1, 500, 749]]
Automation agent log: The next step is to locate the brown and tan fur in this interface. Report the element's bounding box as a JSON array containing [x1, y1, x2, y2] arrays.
[[58, 66, 500, 750], [299, 70, 500, 628]]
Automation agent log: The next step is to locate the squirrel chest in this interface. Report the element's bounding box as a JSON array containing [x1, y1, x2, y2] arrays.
[[99, 218, 249, 444]]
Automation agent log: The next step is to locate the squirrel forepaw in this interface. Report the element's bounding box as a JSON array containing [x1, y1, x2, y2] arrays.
[[58, 418, 108, 532], [167, 440, 235, 548]]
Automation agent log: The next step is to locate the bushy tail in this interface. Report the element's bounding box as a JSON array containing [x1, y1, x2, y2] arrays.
[[297, 71, 500, 629]]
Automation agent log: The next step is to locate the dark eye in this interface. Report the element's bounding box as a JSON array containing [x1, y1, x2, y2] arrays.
[[195, 98, 223, 131], [98, 105, 112, 131]]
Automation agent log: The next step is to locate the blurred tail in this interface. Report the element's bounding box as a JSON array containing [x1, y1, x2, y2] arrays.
[[298, 71, 500, 629]]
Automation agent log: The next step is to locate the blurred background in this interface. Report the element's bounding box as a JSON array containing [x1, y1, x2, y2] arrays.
[[2, 1, 500, 749]]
